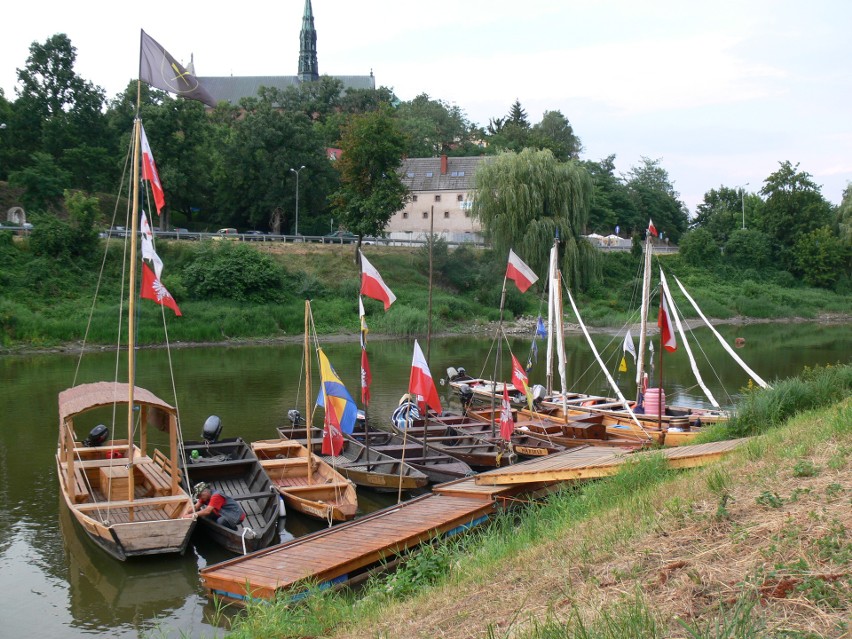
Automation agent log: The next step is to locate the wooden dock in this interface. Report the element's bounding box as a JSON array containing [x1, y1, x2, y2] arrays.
[[199, 439, 745, 602]]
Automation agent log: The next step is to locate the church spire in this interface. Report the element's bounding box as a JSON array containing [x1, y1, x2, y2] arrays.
[[298, 0, 319, 82]]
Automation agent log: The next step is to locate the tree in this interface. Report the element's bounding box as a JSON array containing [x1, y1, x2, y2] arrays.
[[487, 100, 533, 153], [530, 110, 582, 161], [679, 228, 719, 266], [723, 229, 773, 270], [793, 226, 846, 288], [624, 157, 688, 242], [693, 186, 743, 245], [330, 104, 408, 254], [582, 155, 635, 234], [757, 161, 833, 269], [471, 148, 599, 290], [8, 152, 70, 211], [395, 93, 478, 158], [28, 190, 100, 263]]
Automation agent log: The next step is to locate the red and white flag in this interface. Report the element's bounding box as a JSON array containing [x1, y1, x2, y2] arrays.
[[140, 124, 165, 215], [499, 385, 514, 441], [409, 339, 442, 414], [658, 290, 677, 352], [648, 219, 658, 237], [360, 251, 396, 310], [510, 353, 533, 409], [140, 210, 164, 278], [506, 249, 539, 293], [321, 418, 344, 456], [141, 262, 182, 316], [359, 297, 372, 406]]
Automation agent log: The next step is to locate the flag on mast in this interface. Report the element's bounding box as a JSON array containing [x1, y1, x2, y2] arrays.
[[623, 329, 637, 362], [360, 251, 396, 310], [511, 353, 533, 409], [141, 263, 182, 316], [140, 210, 164, 278], [658, 290, 677, 352], [499, 385, 514, 441], [359, 297, 372, 406], [316, 348, 358, 455], [648, 219, 658, 237], [139, 124, 165, 215], [139, 30, 217, 107], [409, 340, 442, 414], [506, 249, 539, 293]]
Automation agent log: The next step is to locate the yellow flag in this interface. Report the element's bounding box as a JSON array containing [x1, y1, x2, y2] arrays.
[[618, 356, 628, 373]]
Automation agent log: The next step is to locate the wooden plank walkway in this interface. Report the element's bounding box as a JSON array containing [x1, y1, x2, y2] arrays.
[[199, 439, 746, 602], [200, 492, 495, 602], [474, 439, 748, 485]]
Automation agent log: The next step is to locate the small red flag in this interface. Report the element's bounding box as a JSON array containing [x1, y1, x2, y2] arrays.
[[499, 385, 514, 441], [409, 340, 442, 414], [360, 251, 396, 310], [141, 263, 182, 316], [648, 219, 658, 237], [506, 249, 539, 293], [140, 124, 165, 215], [658, 292, 677, 352], [321, 416, 344, 456]]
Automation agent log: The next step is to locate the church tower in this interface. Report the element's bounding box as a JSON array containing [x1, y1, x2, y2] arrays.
[[298, 0, 319, 82]]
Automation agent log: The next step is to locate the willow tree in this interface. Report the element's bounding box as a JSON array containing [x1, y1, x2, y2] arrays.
[[471, 148, 599, 290]]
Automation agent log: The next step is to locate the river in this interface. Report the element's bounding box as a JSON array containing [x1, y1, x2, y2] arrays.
[[0, 324, 848, 638]]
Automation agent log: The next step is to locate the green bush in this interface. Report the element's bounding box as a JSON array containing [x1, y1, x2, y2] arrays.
[[679, 228, 720, 266], [181, 242, 285, 303], [724, 229, 773, 270]]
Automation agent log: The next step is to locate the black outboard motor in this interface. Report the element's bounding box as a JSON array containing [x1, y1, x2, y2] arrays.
[[287, 409, 302, 426], [202, 415, 222, 443], [458, 384, 474, 413], [84, 424, 109, 447]]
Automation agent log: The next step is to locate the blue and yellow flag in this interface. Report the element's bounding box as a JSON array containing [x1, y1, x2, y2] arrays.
[[316, 348, 358, 435]]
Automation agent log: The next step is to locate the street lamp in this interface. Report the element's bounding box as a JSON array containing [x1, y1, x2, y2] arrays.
[[738, 182, 749, 230], [290, 165, 305, 236]]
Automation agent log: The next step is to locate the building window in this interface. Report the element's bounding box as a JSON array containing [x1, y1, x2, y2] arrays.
[[403, 212, 409, 219], [426, 171, 433, 177], [406, 172, 415, 178], [444, 211, 450, 219], [450, 171, 466, 177], [434, 195, 441, 202], [422, 211, 429, 219], [412, 195, 418, 202], [457, 194, 463, 202]]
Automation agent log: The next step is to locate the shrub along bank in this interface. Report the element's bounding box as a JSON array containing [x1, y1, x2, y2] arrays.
[[0, 231, 850, 350]]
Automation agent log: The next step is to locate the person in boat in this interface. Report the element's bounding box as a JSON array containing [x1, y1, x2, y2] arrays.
[[185, 482, 246, 530]]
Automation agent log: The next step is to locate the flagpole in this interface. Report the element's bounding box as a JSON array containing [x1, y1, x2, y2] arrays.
[[359, 296, 372, 474], [304, 300, 313, 485], [658, 294, 664, 434], [637, 227, 653, 403], [490, 272, 508, 438]]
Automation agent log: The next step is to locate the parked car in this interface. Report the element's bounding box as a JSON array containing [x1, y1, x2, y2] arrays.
[[323, 230, 358, 244], [213, 228, 240, 241], [244, 230, 266, 241]]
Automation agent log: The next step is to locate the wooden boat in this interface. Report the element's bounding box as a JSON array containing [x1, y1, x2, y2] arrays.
[[348, 423, 475, 484], [276, 421, 428, 492], [251, 438, 358, 522], [180, 435, 280, 554], [56, 382, 195, 561], [390, 401, 517, 469]]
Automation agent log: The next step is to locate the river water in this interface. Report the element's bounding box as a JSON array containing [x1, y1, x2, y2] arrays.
[[0, 324, 848, 638]]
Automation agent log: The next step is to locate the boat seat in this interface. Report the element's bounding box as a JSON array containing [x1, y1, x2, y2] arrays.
[[260, 457, 311, 468], [284, 482, 351, 492], [136, 462, 172, 496], [73, 466, 90, 503]]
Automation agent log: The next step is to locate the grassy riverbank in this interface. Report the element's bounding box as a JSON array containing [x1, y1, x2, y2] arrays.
[[217, 363, 851, 639], [1, 234, 850, 351]]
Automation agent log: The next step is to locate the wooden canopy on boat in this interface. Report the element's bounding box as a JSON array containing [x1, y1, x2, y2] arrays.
[[59, 381, 175, 427]]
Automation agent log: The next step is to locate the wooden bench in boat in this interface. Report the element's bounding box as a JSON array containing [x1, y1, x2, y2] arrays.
[[283, 481, 352, 493], [72, 466, 90, 503], [136, 462, 172, 496], [75, 494, 188, 515]]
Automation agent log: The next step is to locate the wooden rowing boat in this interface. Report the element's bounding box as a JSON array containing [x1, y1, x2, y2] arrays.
[[276, 422, 428, 492], [251, 438, 358, 523], [180, 436, 280, 554], [56, 382, 195, 561]]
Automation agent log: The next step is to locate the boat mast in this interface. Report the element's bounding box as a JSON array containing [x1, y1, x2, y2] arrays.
[[635, 230, 653, 402], [126, 114, 142, 510], [545, 238, 557, 395], [304, 300, 313, 485], [490, 263, 509, 438]]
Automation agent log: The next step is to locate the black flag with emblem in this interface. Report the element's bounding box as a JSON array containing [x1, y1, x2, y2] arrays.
[[139, 30, 216, 107]]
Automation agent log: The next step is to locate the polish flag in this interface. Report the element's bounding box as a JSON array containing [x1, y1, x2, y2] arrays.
[[141, 263, 182, 316], [658, 290, 677, 352], [140, 210, 164, 278], [409, 340, 442, 414], [506, 249, 539, 293], [140, 124, 165, 215], [648, 219, 658, 237], [360, 251, 396, 310], [499, 385, 514, 441]]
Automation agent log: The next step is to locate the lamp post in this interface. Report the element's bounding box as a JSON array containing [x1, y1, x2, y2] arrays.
[[290, 165, 305, 236], [738, 182, 749, 230]]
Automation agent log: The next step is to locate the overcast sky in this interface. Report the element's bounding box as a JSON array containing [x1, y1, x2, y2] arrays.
[[2, 0, 850, 214]]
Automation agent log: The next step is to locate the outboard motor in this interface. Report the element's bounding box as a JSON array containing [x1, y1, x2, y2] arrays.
[[84, 424, 109, 447], [531, 384, 547, 405], [202, 415, 222, 443], [287, 409, 302, 426], [446, 366, 470, 383], [458, 384, 474, 413]]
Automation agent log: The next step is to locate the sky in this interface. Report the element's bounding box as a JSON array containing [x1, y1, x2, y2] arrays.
[[2, 0, 850, 214]]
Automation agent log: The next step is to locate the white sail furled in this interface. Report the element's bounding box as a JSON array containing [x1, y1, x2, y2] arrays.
[[636, 233, 653, 388], [673, 276, 771, 389], [564, 285, 648, 434], [546, 244, 556, 395], [659, 270, 720, 408]]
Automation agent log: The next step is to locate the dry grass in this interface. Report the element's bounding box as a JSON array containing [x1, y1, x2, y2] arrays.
[[336, 402, 850, 638]]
